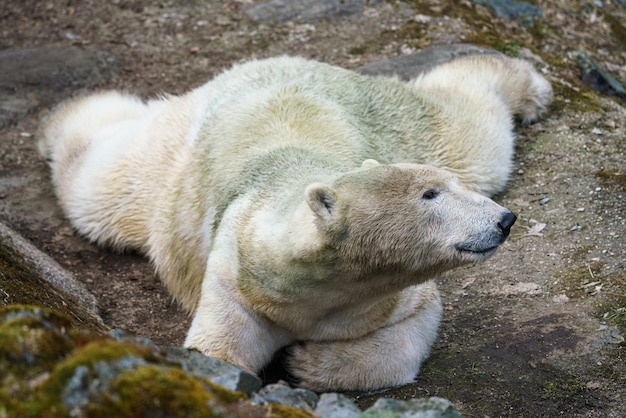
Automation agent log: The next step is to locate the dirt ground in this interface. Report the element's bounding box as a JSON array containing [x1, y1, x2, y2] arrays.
[[1, 1, 625, 417]]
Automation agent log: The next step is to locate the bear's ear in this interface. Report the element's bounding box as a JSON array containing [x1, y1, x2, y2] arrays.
[[305, 183, 337, 220], [361, 159, 380, 168]]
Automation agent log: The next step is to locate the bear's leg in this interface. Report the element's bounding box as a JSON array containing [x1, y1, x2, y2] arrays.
[[286, 282, 443, 391], [185, 282, 291, 374], [184, 214, 293, 374], [412, 54, 553, 124]]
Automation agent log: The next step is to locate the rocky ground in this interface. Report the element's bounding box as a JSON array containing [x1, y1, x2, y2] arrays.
[[1, 0, 625, 417]]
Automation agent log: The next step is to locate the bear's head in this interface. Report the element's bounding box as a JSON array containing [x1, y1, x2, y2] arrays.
[[304, 160, 516, 288]]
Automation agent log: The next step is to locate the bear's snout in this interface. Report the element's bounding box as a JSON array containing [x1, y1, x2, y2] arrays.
[[497, 211, 517, 241]]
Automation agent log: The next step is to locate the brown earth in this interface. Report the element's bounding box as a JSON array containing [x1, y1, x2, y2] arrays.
[[0, 1, 625, 417]]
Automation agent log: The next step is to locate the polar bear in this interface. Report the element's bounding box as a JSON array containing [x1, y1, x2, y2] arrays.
[[39, 53, 551, 391]]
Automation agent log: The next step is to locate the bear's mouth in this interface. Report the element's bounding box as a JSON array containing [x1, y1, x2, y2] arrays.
[[455, 243, 499, 257]]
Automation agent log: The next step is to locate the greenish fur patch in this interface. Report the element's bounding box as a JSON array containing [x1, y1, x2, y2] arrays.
[[213, 147, 339, 233]]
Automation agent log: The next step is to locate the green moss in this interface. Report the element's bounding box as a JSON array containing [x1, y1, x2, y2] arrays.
[[348, 20, 428, 56], [75, 364, 313, 417], [548, 82, 605, 116], [498, 40, 521, 57], [0, 318, 73, 371], [0, 306, 76, 376], [0, 304, 316, 417], [0, 306, 89, 417], [542, 377, 585, 401], [551, 262, 604, 299], [596, 168, 626, 192], [43, 339, 152, 390], [590, 349, 626, 386], [263, 404, 315, 418], [603, 12, 626, 47], [27, 338, 151, 415], [468, 361, 488, 378], [552, 260, 626, 335], [86, 365, 235, 417], [593, 274, 626, 335]]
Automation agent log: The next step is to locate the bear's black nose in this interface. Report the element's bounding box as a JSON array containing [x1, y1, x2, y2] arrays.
[[497, 211, 517, 240]]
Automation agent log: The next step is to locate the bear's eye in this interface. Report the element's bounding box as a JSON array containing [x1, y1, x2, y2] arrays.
[[422, 188, 439, 200]]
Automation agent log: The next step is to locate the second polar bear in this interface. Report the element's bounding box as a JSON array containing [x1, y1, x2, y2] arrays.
[[39, 53, 552, 391]]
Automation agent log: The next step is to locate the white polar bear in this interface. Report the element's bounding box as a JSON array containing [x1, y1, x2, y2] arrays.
[[39, 53, 552, 391]]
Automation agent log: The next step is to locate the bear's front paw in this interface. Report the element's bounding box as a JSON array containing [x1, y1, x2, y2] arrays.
[[287, 341, 359, 391], [286, 340, 414, 392]]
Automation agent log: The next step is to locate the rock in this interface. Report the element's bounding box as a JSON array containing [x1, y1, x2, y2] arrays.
[[163, 346, 263, 396], [472, 0, 543, 20], [363, 397, 464, 418], [243, 0, 380, 23], [108, 329, 263, 395], [314, 393, 361, 418], [0, 304, 467, 417], [571, 50, 626, 103], [355, 44, 500, 80], [0, 46, 117, 90], [251, 381, 319, 412], [0, 305, 313, 418], [0, 221, 106, 331], [109, 330, 262, 395], [0, 46, 118, 128]]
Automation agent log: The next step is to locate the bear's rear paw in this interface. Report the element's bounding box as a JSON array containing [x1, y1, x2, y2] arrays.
[[517, 69, 553, 124]]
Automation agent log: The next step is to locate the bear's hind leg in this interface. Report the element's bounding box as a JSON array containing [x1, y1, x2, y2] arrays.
[[38, 92, 148, 168], [412, 54, 553, 124]]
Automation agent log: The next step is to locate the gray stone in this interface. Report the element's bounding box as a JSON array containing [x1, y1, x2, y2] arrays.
[[244, 0, 380, 23], [571, 50, 626, 103], [0, 46, 118, 128], [251, 381, 319, 412], [472, 0, 542, 20], [356, 44, 500, 80], [0, 46, 117, 90], [109, 328, 161, 352], [315, 393, 361, 418], [62, 356, 150, 411], [0, 221, 106, 331], [362, 397, 464, 418], [163, 346, 263, 395]]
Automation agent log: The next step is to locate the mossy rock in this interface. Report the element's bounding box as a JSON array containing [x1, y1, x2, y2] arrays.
[[0, 305, 312, 418]]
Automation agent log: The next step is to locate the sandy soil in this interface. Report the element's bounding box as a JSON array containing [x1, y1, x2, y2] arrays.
[[1, 1, 624, 417]]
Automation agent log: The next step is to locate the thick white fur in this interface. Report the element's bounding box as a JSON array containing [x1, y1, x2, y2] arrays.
[[39, 54, 552, 391]]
